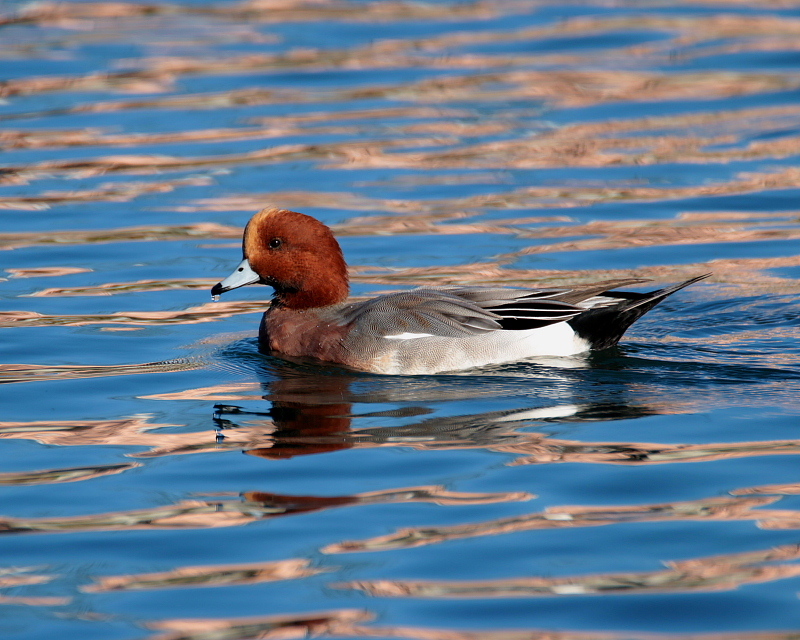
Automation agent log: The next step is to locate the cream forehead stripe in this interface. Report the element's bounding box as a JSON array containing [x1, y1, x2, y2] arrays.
[[244, 207, 283, 258]]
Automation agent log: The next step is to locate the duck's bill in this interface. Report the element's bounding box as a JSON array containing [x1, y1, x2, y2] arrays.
[[211, 258, 260, 297]]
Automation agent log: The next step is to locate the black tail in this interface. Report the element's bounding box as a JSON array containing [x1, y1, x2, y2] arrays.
[[567, 274, 710, 350]]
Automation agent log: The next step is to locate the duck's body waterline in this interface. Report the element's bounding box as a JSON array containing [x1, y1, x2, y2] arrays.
[[211, 207, 709, 375]]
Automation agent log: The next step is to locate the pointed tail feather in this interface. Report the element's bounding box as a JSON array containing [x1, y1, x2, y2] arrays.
[[568, 274, 710, 350]]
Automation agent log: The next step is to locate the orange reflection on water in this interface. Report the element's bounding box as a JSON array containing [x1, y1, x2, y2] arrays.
[[732, 482, 800, 495], [359, 253, 800, 293], [83, 557, 326, 593], [339, 543, 800, 598], [0, 414, 186, 451], [4, 65, 792, 123], [502, 435, 800, 467], [142, 382, 262, 401], [0, 299, 266, 329], [1, 106, 473, 151], [0, 595, 71, 606], [0, 177, 211, 209], [25, 93, 800, 168], [0, 137, 449, 181], [0, 223, 240, 251], [0, 125, 323, 150], [0, 360, 199, 384], [5, 267, 92, 278], [316, 623, 800, 640], [1, 0, 519, 29], [0, 462, 140, 486], [0, 566, 69, 606], [322, 494, 785, 553], [143, 608, 372, 640], [4, 95, 800, 190], [0, 409, 279, 457], [0, 569, 53, 589], [3, 26, 799, 108], [0, 485, 529, 535], [28, 278, 217, 297]]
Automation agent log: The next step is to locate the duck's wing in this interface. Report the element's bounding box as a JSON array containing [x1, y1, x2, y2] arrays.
[[441, 279, 651, 331], [338, 278, 695, 338], [339, 287, 589, 338]]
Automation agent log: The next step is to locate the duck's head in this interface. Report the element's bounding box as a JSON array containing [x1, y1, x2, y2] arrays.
[[211, 207, 349, 309]]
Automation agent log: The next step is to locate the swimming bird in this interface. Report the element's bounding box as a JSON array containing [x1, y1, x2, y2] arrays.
[[211, 207, 709, 374]]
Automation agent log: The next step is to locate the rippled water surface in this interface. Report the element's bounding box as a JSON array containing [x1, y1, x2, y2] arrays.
[[2, 0, 800, 638]]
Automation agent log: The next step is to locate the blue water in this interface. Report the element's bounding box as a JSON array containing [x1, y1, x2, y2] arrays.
[[1, 1, 800, 638]]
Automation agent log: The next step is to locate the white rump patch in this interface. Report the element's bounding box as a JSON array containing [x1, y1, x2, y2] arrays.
[[384, 332, 435, 340]]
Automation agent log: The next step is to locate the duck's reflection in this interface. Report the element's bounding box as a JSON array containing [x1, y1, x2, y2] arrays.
[[206, 344, 800, 466], [2, 349, 797, 467], [214, 353, 657, 462], [215, 368, 358, 459]]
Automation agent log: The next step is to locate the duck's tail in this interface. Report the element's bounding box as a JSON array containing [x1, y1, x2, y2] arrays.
[[567, 274, 711, 350]]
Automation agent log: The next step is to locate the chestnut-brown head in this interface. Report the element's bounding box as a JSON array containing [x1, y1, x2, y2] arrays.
[[212, 207, 349, 309]]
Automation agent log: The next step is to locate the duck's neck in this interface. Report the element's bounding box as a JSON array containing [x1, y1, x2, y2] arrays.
[[273, 285, 347, 310], [272, 267, 349, 310]]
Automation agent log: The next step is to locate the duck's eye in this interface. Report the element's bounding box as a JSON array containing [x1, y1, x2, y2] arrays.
[[269, 238, 282, 249]]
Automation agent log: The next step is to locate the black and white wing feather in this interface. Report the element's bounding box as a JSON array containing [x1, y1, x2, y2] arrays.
[[341, 286, 588, 337]]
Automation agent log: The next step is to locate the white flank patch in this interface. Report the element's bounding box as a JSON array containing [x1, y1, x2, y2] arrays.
[[552, 584, 588, 595], [384, 332, 435, 340], [495, 405, 582, 422]]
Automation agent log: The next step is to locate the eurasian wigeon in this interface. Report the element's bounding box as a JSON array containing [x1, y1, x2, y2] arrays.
[[211, 207, 709, 374]]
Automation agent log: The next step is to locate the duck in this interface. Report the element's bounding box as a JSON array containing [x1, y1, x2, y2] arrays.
[[211, 207, 709, 375]]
